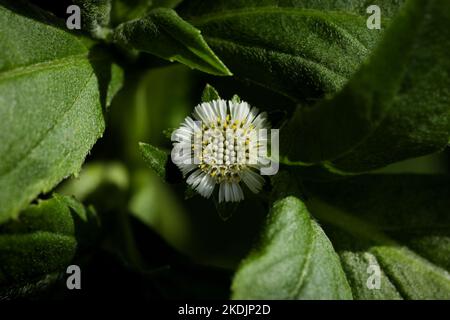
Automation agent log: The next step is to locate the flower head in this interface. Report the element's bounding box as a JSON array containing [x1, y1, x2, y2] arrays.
[[171, 99, 270, 202]]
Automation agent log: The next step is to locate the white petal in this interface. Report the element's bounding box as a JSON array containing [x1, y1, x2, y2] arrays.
[[252, 112, 268, 129], [239, 102, 251, 121], [172, 117, 197, 140], [194, 102, 217, 125], [217, 99, 228, 120], [231, 183, 244, 202], [186, 169, 203, 188], [204, 102, 216, 123], [240, 169, 264, 193], [230, 101, 250, 122], [172, 122, 194, 139], [178, 163, 196, 176], [185, 116, 196, 129], [246, 107, 259, 123], [196, 173, 215, 198], [172, 131, 192, 142], [229, 101, 238, 120], [224, 182, 232, 202], [221, 182, 244, 202], [219, 183, 226, 203], [231, 102, 241, 120], [193, 104, 209, 123]]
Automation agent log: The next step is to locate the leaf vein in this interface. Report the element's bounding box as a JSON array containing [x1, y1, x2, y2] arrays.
[[0, 54, 88, 82]]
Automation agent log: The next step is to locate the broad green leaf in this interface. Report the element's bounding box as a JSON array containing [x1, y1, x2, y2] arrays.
[[180, 0, 404, 18], [232, 196, 352, 299], [0, 194, 98, 299], [0, 1, 123, 224], [306, 174, 450, 299], [180, 0, 392, 101], [112, 8, 231, 76], [282, 0, 450, 172], [201, 83, 220, 102]]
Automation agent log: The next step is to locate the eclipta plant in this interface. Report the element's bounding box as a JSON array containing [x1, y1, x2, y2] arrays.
[[0, 0, 449, 302]]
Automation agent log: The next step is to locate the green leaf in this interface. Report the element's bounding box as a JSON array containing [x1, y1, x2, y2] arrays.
[[232, 196, 352, 299], [231, 94, 241, 103], [73, 0, 113, 39], [77, 0, 184, 38], [112, 8, 231, 76], [151, 0, 184, 9], [0, 1, 123, 224], [180, 0, 392, 101], [201, 83, 220, 102], [58, 161, 129, 202], [305, 174, 450, 299], [180, 0, 404, 18], [129, 169, 189, 252], [111, 0, 153, 25], [110, 0, 183, 26], [0, 194, 98, 299], [139, 142, 169, 180], [282, 0, 450, 172]]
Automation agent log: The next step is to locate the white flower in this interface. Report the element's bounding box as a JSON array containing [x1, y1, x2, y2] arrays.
[[171, 99, 270, 202]]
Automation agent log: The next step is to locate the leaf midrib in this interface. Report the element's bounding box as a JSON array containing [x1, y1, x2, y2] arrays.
[[290, 217, 314, 298], [0, 54, 88, 82]]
